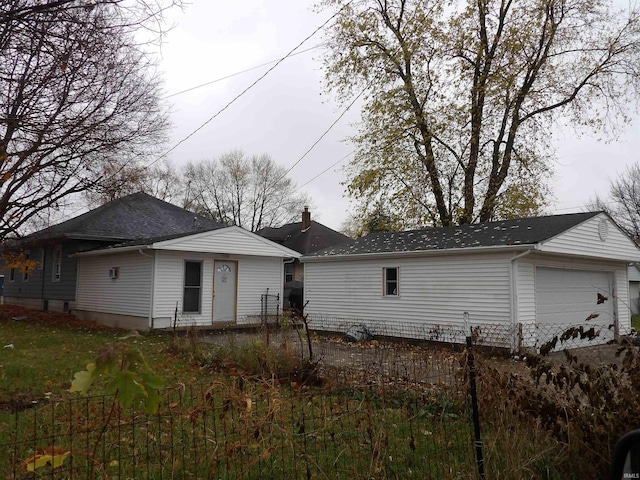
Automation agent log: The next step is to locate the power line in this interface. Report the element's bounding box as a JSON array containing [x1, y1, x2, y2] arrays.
[[162, 44, 324, 99], [149, 5, 351, 169], [46, 3, 354, 224], [296, 150, 354, 191], [277, 83, 367, 184]]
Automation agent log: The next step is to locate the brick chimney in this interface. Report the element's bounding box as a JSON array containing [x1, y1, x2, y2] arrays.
[[302, 206, 311, 230]]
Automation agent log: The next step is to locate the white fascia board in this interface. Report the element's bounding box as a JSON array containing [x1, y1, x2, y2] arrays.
[[72, 226, 303, 259], [152, 226, 302, 258], [71, 245, 152, 257], [300, 244, 538, 263], [535, 244, 640, 263]]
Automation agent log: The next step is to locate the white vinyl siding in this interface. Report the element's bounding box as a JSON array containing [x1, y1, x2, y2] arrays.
[[151, 251, 284, 328], [304, 253, 513, 340], [152, 251, 213, 327], [76, 252, 152, 318], [541, 214, 640, 261], [153, 226, 300, 258], [236, 256, 283, 325]]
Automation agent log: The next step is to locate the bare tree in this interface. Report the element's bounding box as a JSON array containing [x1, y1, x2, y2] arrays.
[[84, 158, 183, 207], [0, 0, 179, 239], [590, 163, 640, 244], [184, 150, 313, 232]]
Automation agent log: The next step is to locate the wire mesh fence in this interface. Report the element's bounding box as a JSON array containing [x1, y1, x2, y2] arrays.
[[1, 385, 473, 479], [2, 314, 635, 479], [1, 352, 474, 479], [303, 313, 635, 360]]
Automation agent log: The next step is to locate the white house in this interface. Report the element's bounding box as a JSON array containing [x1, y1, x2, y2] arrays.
[[301, 212, 640, 351], [73, 226, 300, 330], [629, 264, 640, 315]]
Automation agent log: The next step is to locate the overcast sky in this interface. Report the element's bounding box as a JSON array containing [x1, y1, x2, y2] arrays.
[[157, 1, 640, 232]]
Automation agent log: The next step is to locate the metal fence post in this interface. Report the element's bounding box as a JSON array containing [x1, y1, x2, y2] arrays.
[[464, 311, 485, 479]]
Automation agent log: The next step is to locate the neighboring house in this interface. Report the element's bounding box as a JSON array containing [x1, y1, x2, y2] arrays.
[[72, 227, 300, 330], [257, 207, 351, 308], [301, 212, 640, 351], [628, 263, 640, 315], [0, 193, 223, 313]]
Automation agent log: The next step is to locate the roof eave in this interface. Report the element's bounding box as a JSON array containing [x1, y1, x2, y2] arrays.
[[301, 244, 539, 262], [72, 244, 152, 257]]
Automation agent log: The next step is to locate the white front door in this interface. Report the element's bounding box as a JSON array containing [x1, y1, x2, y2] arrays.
[[213, 260, 237, 323]]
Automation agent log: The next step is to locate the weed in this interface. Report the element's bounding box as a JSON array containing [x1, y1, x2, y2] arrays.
[[476, 339, 640, 478]]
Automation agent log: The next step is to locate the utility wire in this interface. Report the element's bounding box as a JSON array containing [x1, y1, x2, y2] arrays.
[[162, 44, 323, 99], [296, 150, 354, 191], [277, 83, 367, 184], [44, 2, 355, 224], [149, 4, 351, 169]]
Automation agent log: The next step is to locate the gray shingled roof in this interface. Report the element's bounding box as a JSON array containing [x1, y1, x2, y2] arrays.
[[257, 220, 351, 255], [306, 212, 601, 257], [26, 192, 224, 242]]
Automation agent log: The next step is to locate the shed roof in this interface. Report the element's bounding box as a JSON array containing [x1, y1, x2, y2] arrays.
[[25, 192, 223, 243], [305, 212, 602, 257]]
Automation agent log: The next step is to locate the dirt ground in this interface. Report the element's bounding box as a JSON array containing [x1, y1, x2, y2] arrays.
[[200, 325, 640, 388]]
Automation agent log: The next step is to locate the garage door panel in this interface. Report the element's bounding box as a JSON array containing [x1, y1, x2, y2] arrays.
[[535, 267, 615, 350]]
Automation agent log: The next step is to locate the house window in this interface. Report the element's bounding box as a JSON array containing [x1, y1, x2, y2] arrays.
[[285, 263, 294, 283], [52, 245, 62, 282], [384, 267, 398, 296], [9, 267, 15, 282], [22, 251, 30, 282], [183, 261, 202, 313]]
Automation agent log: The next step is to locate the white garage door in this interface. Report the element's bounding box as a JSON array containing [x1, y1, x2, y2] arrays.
[[535, 267, 615, 350]]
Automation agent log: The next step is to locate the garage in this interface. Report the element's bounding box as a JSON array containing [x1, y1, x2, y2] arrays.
[[303, 211, 640, 350], [535, 267, 616, 349]]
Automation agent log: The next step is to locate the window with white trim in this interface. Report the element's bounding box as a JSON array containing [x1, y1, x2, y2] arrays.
[[52, 245, 62, 282], [284, 263, 294, 283], [183, 261, 202, 313], [22, 251, 30, 281], [383, 267, 398, 296]]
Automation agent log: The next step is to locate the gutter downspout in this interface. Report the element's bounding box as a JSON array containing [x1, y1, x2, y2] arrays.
[[139, 249, 155, 329], [509, 248, 536, 353]]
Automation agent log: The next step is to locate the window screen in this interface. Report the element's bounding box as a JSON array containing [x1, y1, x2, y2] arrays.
[[183, 261, 202, 313], [384, 267, 398, 296], [52, 245, 62, 282]]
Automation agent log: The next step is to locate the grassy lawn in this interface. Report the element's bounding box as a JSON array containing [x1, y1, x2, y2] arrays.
[[0, 305, 479, 479], [0, 305, 202, 406], [632, 314, 640, 331], [3, 305, 612, 479]]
